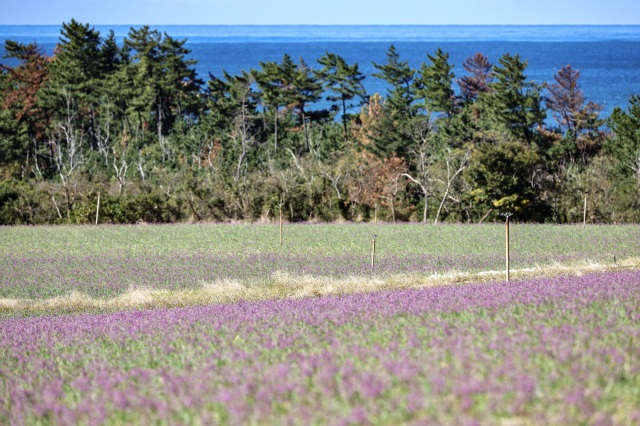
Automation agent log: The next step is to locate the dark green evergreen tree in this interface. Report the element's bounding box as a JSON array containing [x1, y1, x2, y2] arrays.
[[203, 72, 237, 134], [38, 20, 125, 176], [43, 20, 119, 121], [316, 52, 367, 137], [290, 57, 324, 152], [607, 95, 640, 190], [122, 26, 202, 161], [254, 56, 294, 152], [483, 53, 545, 143], [415, 48, 456, 119], [445, 53, 494, 146], [372, 45, 416, 118], [255, 54, 323, 153], [213, 71, 262, 182], [100, 30, 123, 75], [367, 45, 417, 160]]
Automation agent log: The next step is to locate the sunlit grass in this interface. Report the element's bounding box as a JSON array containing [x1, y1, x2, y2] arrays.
[[1, 223, 638, 315], [3, 222, 638, 258]]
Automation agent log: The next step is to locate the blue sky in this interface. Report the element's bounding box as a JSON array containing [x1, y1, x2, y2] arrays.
[[2, 0, 639, 25]]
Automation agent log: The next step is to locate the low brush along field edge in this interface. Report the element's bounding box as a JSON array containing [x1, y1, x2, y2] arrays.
[[2, 257, 638, 317]]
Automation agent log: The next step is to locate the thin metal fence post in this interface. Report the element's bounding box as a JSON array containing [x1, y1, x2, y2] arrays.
[[583, 192, 588, 228], [95, 191, 101, 225], [371, 235, 377, 274], [501, 212, 513, 282], [279, 202, 284, 247]]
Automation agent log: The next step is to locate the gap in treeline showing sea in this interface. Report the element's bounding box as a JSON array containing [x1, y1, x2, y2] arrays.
[[1, 25, 640, 118]]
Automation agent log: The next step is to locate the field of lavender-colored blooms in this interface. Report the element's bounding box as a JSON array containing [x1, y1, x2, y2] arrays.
[[1, 223, 639, 301], [1, 270, 640, 424], [2, 224, 640, 424]]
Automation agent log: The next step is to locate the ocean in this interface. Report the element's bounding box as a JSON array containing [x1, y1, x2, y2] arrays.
[[2, 25, 640, 118]]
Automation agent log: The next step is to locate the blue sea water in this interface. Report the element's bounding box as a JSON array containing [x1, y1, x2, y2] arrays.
[[2, 25, 640, 118]]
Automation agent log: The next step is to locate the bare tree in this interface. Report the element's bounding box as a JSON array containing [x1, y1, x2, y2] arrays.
[[275, 166, 297, 219], [320, 166, 343, 213], [49, 91, 86, 219], [382, 171, 404, 222], [288, 148, 316, 191], [227, 79, 258, 219], [433, 148, 470, 224], [136, 150, 147, 182], [112, 143, 129, 194], [402, 119, 436, 223], [93, 97, 114, 168]]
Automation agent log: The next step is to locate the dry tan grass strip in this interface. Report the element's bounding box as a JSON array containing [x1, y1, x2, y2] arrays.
[[1, 257, 638, 317]]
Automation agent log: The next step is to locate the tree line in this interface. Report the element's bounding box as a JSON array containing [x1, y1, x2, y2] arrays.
[[1, 20, 639, 224]]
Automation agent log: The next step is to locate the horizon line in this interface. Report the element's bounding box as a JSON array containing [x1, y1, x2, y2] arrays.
[[2, 23, 640, 27]]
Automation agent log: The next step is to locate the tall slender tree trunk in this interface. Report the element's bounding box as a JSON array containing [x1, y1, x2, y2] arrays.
[[341, 97, 348, 139], [273, 109, 278, 151], [423, 192, 428, 223], [302, 111, 310, 152]]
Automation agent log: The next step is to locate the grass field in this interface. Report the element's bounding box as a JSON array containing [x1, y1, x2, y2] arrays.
[[1, 223, 639, 305], [2, 223, 640, 424]]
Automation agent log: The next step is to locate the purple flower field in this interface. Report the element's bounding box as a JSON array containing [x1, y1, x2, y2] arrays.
[[2, 270, 639, 425]]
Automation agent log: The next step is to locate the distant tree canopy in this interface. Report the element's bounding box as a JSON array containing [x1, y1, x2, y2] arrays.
[[1, 21, 638, 225]]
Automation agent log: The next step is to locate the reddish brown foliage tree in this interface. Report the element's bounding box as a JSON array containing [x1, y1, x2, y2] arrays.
[[347, 155, 407, 221], [544, 65, 586, 135], [458, 53, 493, 103], [1, 41, 51, 137], [544, 64, 605, 162]]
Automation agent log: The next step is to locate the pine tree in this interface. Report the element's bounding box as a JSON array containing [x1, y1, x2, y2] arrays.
[[254, 59, 287, 151], [607, 95, 640, 189], [458, 53, 493, 103], [367, 45, 417, 160], [372, 45, 416, 118], [122, 26, 202, 160], [255, 55, 323, 153], [100, 30, 124, 75], [290, 57, 323, 152], [545, 66, 603, 134], [544, 65, 604, 164], [484, 53, 545, 143], [45, 20, 109, 112], [443, 53, 494, 145], [415, 48, 456, 119], [221, 71, 261, 184], [0, 41, 51, 167], [316, 52, 367, 137]]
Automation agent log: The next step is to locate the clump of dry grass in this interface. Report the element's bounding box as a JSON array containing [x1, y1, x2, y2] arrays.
[[2, 257, 638, 317]]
